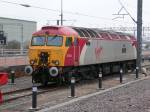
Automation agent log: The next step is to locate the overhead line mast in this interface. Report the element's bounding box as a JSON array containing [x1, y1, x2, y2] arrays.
[[60, 0, 63, 25], [136, 0, 143, 75]]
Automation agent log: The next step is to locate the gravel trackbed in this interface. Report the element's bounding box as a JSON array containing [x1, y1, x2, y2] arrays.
[[38, 76, 150, 112]]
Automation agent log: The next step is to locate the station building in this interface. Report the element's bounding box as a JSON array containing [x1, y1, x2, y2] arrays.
[[0, 17, 37, 48]]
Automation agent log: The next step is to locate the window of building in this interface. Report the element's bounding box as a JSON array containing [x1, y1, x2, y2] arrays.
[[0, 40, 4, 45]]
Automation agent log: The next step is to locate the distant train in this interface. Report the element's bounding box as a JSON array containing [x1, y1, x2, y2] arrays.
[[25, 26, 137, 85]]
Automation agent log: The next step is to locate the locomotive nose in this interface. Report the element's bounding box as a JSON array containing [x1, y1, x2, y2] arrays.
[[39, 52, 49, 65]]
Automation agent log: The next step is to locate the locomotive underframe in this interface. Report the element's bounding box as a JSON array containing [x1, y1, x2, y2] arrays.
[[31, 59, 136, 85]]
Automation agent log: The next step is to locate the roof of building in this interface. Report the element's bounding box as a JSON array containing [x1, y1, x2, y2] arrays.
[[0, 17, 37, 23]]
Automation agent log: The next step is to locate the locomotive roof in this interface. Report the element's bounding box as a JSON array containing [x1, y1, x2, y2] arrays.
[[71, 27, 134, 38], [33, 26, 78, 37], [33, 26, 135, 39]]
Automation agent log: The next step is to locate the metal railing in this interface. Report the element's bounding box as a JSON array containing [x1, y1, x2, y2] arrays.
[[0, 49, 28, 57], [0, 56, 29, 67]]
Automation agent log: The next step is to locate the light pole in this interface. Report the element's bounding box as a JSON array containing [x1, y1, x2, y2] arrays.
[[60, 0, 63, 25], [21, 1, 64, 26], [114, 0, 143, 76], [20, 24, 24, 54], [136, 0, 143, 75]]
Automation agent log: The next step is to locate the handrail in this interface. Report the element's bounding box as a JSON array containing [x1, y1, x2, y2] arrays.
[[0, 49, 28, 57]]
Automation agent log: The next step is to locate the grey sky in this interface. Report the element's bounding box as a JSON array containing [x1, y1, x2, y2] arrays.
[[0, 0, 149, 29]]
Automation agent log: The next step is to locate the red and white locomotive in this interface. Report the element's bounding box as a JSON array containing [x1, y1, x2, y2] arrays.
[[25, 26, 137, 84]]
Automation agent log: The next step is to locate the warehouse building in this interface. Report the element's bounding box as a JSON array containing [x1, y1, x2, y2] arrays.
[[0, 17, 37, 49]]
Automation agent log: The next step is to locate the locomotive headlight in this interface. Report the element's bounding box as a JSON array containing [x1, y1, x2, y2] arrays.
[[49, 67, 58, 77], [55, 60, 59, 65], [30, 60, 35, 64], [24, 66, 33, 75], [52, 60, 59, 65]]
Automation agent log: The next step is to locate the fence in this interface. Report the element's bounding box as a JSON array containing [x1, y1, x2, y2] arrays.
[[0, 49, 28, 57], [0, 49, 28, 67], [0, 56, 29, 67]]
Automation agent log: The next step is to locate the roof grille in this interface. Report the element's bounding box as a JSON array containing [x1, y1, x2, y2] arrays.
[[42, 26, 60, 30]]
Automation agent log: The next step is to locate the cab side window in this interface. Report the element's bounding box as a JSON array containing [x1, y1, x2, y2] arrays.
[[66, 37, 72, 46]]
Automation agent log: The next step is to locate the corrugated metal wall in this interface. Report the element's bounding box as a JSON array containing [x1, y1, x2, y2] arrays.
[[0, 17, 37, 48]]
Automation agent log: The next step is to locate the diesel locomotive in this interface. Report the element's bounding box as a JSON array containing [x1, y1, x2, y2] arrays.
[[25, 26, 137, 85]]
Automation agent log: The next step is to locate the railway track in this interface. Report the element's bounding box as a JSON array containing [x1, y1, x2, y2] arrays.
[[2, 63, 150, 105], [1, 70, 150, 111], [142, 64, 150, 68], [2, 79, 101, 105], [2, 84, 65, 104], [3, 87, 32, 103]]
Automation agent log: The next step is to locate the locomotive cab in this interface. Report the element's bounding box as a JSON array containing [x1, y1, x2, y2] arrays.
[[27, 35, 78, 67], [25, 27, 79, 85], [28, 35, 64, 66]]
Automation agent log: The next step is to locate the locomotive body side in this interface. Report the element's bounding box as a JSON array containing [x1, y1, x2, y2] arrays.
[[79, 37, 136, 65], [25, 26, 137, 85]]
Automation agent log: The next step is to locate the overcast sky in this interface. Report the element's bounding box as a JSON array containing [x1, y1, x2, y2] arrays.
[[0, 0, 149, 30]]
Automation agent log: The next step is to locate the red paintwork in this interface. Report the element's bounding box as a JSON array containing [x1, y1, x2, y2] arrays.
[[33, 26, 136, 42], [0, 72, 8, 85], [129, 36, 137, 48], [64, 38, 87, 66], [64, 46, 75, 66], [78, 38, 88, 54], [95, 47, 103, 60], [33, 26, 78, 37], [100, 33, 112, 40], [0, 72, 8, 104], [0, 91, 2, 104], [110, 34, 120, 39]]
